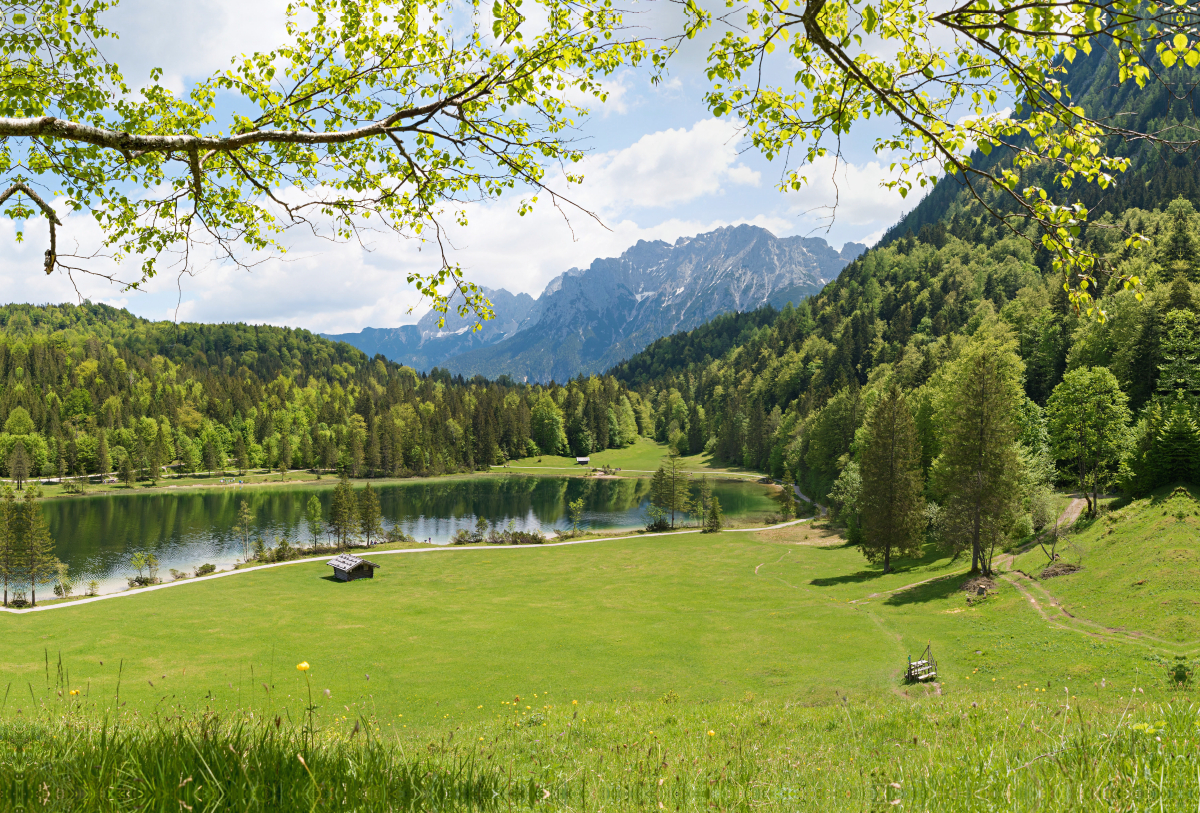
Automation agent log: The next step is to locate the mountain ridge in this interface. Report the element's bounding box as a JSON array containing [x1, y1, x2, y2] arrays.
[[327, 224, 865, 380]]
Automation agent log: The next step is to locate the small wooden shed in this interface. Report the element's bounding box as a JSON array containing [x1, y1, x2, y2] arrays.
[[576, 456, 590, 465], [327, 553, 379, 582]]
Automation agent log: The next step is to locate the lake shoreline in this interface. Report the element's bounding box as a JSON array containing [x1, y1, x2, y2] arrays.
[[19, 466, 768, 504], [1, 518, 813, 615]]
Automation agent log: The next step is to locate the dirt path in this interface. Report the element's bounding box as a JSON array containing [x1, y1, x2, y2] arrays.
[[991, 496, 1179, 650]]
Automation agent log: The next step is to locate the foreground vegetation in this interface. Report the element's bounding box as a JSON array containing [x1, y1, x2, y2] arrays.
[[2, 689, 1197, 811]]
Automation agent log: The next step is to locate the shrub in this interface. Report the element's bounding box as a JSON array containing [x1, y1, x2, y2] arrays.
[[1010, 514, 1035, 540], [194, 563, 216, 577], [386, 527, 416, 545], [645, 505, 670, 532], [450, 528, 475, 545], [169, 569, 187, 581]]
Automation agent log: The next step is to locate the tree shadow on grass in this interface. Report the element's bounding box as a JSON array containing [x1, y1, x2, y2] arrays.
[[809, 569, 887, 587], [809, 541, 955, 588], [883, 573, 964, 606]]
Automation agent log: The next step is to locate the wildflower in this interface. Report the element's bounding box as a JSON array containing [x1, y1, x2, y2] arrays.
[[297, 662, 310, 672], [69, 689, 79, 696], [572, 700, 578, 705], [707, 730, 715, 737]]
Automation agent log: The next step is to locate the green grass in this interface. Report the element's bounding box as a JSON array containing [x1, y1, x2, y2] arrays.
[[4, 488, 1200, 808], [0, 518, 1163, 730], [4, 689, 1198, 811], [1012, 485, 1200, 646], [501, 437, 761, 478]]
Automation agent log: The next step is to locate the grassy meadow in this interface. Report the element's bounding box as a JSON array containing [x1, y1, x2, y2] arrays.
[[500, 436, 760, 478], [4, 484, 1200, 809]]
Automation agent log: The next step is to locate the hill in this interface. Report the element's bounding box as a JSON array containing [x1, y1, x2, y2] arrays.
[[0, 302, 647, 483], [881, 47, 1200, 246], [328, 224, 864, 381], [1012, 486, 1200, 645]]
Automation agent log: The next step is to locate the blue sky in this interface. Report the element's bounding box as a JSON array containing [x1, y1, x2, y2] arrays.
[[0, 0, 923, 333]]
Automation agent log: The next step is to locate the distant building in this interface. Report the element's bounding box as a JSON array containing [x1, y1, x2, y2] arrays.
[[327, 553, 379, 582], [576, 456, 590, 465]]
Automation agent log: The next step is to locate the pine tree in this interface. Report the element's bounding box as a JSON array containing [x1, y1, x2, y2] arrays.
[[306, 495, 324, 547], [97, 430, 111, 478], [232, 500, 256, 562], [330, 472, 358, 547], [930, 329, 1024, 575], [358, 483, 383, 546], [147, 427, 164, 484], [8, 440, 29, 491], [278, 434, 292, 480], [22, 489, 59, 607], [703, 496, 723, 533], [651, 451, 692, 528], [300, 433, 314, 471], [859, 385, 926, 573], [135, 434, 148, 481], [119, 451, 135, 487], [0, 487, 16, 606], [235, 434, 249, 474]]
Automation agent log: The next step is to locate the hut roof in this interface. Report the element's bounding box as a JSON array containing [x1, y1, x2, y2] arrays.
[[326, 553, 379, 571]]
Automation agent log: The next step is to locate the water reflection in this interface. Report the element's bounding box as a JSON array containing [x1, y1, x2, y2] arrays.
[[43, 475, 776, 593]]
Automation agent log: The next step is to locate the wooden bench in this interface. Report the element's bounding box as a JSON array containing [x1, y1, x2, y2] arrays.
[[905, 645, 937, 682]]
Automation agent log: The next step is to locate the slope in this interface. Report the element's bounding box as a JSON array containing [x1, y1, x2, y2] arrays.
[[881, 47, 1200, 245], [1011, 485, 1200, 646]]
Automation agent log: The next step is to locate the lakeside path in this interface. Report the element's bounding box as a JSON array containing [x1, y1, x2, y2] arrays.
[[0, 518, 813, 616]]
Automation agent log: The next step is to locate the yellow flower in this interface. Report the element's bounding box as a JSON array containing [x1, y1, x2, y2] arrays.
[[572, 700, 578, 705], [297, 662, 310, 671], [707, 730, 715, 737], [69, 689, 79, 696]]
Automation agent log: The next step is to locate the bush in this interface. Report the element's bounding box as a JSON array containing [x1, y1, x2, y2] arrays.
[[1010, 514, 1035, 540], [645, 505, 670, 532], [386, 527, 416, 545], [169, 569, 187, 581], [194, 563, 216, 577], [450, 528, 475, 545]]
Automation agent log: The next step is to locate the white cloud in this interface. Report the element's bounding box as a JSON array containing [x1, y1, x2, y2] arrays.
[[577, 118, 759, 211], [100, 0, 291, 91], [786, 153, 938, 238]]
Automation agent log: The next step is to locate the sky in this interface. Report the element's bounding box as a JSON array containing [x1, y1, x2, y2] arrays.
[[0, 0, 925, 334]]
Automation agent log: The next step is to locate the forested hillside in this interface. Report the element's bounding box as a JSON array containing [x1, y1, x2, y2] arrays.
[[614, 197, 1200, 561], [881, 47, 1200, 246], [0, 304, 647, 483]]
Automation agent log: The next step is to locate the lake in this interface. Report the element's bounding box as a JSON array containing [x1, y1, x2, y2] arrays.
[[43, 475, 779, 593]]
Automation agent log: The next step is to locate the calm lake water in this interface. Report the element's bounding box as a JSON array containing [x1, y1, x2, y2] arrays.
[[43, 475, 778, 593]]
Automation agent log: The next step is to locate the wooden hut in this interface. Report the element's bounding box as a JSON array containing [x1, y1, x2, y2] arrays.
[[327, 553, 379, 582], [576, 456, 590, 465]]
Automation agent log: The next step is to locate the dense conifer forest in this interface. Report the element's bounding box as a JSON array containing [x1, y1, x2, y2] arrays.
[[614, 199, 1200, 553], [0, 303, 646, 482]]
